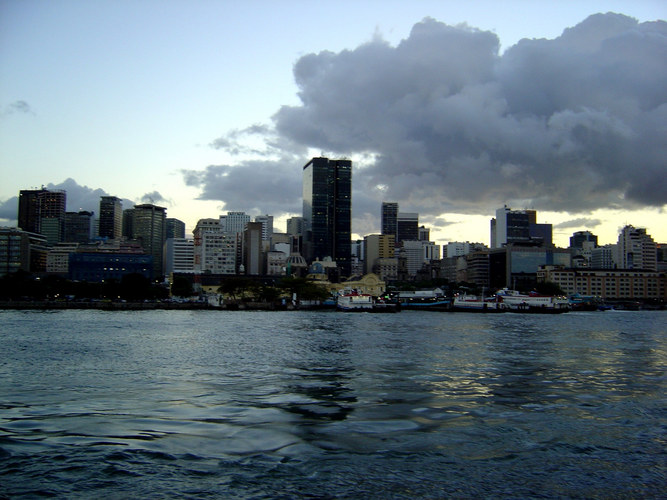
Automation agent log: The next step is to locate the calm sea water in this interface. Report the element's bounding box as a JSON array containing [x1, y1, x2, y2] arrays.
[[0, 309, 665, 499]]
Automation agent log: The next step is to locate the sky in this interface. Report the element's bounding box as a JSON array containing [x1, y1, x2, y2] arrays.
[[1, 0, 666, 248]]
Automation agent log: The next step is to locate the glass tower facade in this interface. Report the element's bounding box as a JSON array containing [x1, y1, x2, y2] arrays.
[[302, 157, 352, 276]]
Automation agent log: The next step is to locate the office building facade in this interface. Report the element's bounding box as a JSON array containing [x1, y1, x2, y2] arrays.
[[99, 196, 123, 239], [132, 204, 167, 279], [302, 157, 352, 276], [616, 225, 657, 271], [381, 202, 399, 242]]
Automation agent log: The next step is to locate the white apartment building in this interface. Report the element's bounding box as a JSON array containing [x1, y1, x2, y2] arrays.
[[193, 219, 237, 274], [538, 266, 665, 300], [164, 238, 194, 275], [616, 225, 657, 271]]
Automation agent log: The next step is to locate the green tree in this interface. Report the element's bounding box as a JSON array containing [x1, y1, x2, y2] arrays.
[[120, 274, 151, 301], [171, 276, 194, 298], [218, 277, 255, 301]]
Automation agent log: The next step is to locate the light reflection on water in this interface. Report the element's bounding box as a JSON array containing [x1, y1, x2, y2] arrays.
[[0, 309, 665, 498]]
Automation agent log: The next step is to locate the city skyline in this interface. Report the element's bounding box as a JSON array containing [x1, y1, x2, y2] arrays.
[[1, 1, 665, 248]]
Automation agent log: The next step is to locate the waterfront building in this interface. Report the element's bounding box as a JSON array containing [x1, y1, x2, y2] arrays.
[[658, 243, 667, 273], [0, 227, 33, 276], [302, 157, 352, 276], [132, 204, 167, 279], [538, 266, 665, 300], [46, 243, 80, 274], [166, 218, 186, 239], [99, 196, 122, 239], [69, 252, 153, 283], [616, 225, 657, 271], [381, 202, 398, 243], [164, 238, 194, 275], [489, 244, 571, 290], [64, 211, 93, 243]]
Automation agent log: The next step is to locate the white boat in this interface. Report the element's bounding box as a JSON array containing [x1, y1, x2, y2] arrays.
[[495, 288, 570, 313], [336, 292, 374, 311], [452, 293, 505, 312]]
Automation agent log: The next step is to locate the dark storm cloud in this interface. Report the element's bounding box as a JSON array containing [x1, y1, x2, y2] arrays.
[[186, 13, 666, 227], [275, 14, 667, 212], [182, 158, 303, 216]]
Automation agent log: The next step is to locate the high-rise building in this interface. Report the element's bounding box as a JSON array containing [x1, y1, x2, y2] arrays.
[[254, 215, 273, 241], [164, 238, 194, 275], [364, 234, 395, 275], [18, 188, 66, 246], [64, 211, 93, 243], [122, 208, 135, 238], [18, 189, 46, 234], [302, 157, 352, 276], [132, 204, 167, 279], [99, 196, 122, 239], [243, 222, 264, 275], [381, 202, 398, 241], [220, 212, 251, 234], [286, 216, 305, 236], [616, 225, 657, 271], [491, 206, 550, 248], [591, 244, 616, 269], [193, 218, 237, 274], [397, 213, 419, 244], [570, 231, 598, 249], [166, 218, 186, 240]]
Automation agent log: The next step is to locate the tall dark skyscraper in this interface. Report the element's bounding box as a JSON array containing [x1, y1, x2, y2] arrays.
[[18, 188, 66, 246], [132, 204, 167, 279], [99, 196, 122, 239], [302, 157, 352, 276], [397, 212, 419, 244], [381, 202, 398, 242]]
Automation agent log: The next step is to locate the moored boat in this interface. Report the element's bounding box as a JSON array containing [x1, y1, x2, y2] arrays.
[[495, 288, 570, 313], [452, 293, 506, 312], [336, 292, 374, 311]]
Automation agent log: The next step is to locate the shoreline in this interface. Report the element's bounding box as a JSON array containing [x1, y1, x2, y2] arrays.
[[0, 300, 332, 311]]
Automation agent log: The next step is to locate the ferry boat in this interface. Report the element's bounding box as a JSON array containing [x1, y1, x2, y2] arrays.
[[336, 292, 374, 311], [336, 291, 400, 312], [397, 289, 451, 311], [452, 293, 506, 312], [495, 288, 570, 313]]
